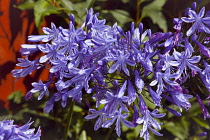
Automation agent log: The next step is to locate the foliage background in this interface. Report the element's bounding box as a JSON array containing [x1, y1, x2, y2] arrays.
[[0, 0, 210, 139]]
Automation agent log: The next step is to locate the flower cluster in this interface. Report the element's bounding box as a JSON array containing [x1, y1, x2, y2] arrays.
[[12, 1, 210, 140], [0, 118, 41, 140]]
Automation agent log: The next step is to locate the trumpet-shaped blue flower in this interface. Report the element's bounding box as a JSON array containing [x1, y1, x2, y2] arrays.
[[12, 57, 39, 79], [20, 44, 44, 56], [28, 22, 62, 43], [181, 7, 210, 36], [85, 108, 109, 131], [102, 108, 134, 137], [150, 71, 178, 95], [173, 48, 201, 76], [108, 50, 135, 76], [100, 81, 129, 114], [39, 44, 63, 63], [137, 95, 165, 140], [25, 80, 52, 100], [164, 86, 193, 111], [0, 118, 41, 140]]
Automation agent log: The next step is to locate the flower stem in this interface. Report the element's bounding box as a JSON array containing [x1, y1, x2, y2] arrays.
[[63, 101, 75, 140], [104, 124, 115, 140], [136, 0, 141, 25]]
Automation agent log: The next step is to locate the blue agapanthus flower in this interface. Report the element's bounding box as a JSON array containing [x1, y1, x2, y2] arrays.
[[181, 7, 210, 36], [136, 95, 166, 140], [0, 118, 41, 140]]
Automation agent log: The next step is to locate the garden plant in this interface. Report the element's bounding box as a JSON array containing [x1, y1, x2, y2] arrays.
[[1, 0, 210, 140]]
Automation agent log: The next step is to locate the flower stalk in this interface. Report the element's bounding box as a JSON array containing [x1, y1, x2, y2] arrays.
[[63, 101, 75, 140]]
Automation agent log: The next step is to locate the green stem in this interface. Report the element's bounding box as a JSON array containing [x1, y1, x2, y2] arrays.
[[104, 124, 115, 140], [136, 0, 141, 26], [63, 101, 75, 140]]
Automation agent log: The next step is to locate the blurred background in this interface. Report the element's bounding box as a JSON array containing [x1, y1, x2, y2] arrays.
[[0, 0, 210, 139]]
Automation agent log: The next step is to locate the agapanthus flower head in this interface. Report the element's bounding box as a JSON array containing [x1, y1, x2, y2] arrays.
[[12, 2, 210, 140], [0, 118, 41, 140]]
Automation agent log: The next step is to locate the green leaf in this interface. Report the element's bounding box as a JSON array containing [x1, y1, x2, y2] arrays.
[[141, 0, 167, 32], [111, 9, 132, 25], [126, 125, 142, 139], [14, 0, 35, 10], [163, 117, 190, 140], [192, 117, 210, 129], [79, 130, 87, 140], [34, 0, 60, 28], [60, 0, 75, 11], [73, 105, 83, 112], [200, 0, 210, 7], [101, 9, 132, 28], [74, 2, 87, 18], [7, 91, 22, 104], [86, 0, 95, 9]]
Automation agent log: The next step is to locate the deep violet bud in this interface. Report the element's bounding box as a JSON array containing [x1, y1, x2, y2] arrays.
[[195, 41, 210, 57], [130, 22, 135, 35], [198, 132, 207, 137], [191, 2, 197, 11], [164, 106, 181, 117], [139, 22, 144, 35], [70, 14, 75, 25], [132, 104, 139, 127], [191, 34, 198, 42], [185, 7, 191, 16], [196, 95, 210, 120]]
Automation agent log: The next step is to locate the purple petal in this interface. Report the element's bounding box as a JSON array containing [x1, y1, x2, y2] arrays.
[[148, 126, 163, 136], [198, 7, 205, 18], [148, 86, 162, 107], [164, 106, 181, 116], [200, 22, 210, 34], [202, 17, 210, 25], [116, 119, 121, 137], [85, 113, 99, 120], [108, 60, 121, 74], [121, 119, 134, 128], [187, 61, 201, 71], [121, 61, 130, 76], [186, 22, 198, 36], [181, 17, 195, 23], [28, 35, 48, 42], [127, 80, 137, 104], [135, 70, 144, 92], [102, 117, 116, 128]]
